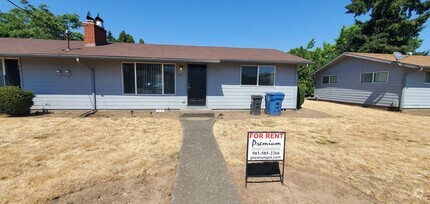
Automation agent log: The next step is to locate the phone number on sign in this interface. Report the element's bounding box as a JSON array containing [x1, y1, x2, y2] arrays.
[[251, 151, 281, 156]]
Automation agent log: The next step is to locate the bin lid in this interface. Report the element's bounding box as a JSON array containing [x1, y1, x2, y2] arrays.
[[265, 92, 285, 96], [251, 95, 263, 99]]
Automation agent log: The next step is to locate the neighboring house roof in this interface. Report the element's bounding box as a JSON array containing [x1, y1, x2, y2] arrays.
[[313, 52, 430, 75], [0, 38, 312, 64]]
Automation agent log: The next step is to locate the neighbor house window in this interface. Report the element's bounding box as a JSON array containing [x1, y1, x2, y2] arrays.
[[122, 62, 175, 94], [241, 65, 275, 86], [322, 75, 337, 84], [361, 71, 388, 83], [425, 72, 430, 83]]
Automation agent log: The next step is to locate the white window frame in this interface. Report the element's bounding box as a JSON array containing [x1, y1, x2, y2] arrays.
[[360, 71, 389, 84], [322, 75, 338, 84], [0, 57, 21, 87], [240, 65, 276, 86], [425, 71, 430, 84], [121, 62, 176, 95]]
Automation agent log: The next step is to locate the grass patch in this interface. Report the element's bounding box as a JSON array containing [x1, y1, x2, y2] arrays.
[[0, 117, 182, 203], [214, 100, 430, 203]]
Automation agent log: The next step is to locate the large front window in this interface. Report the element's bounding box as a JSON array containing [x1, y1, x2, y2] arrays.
[[241, 65, 275, 86], [122, 62, 175, 95]]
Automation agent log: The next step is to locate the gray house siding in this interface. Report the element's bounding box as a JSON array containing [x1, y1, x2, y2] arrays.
[[20, 57, 297, 110], [403, 70, 430, 108], [206, 63, 297, 109], [315, 57, 403, 107]]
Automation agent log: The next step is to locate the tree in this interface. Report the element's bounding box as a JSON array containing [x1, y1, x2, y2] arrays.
[[106, 30, 116, 43], [0, 0, 83, 40], [117, 30, 135, 43], [343, 0, 430, 54], [139, 38, 145, 44], [289, 39, 338, 95], [335, 25, 360, 54]]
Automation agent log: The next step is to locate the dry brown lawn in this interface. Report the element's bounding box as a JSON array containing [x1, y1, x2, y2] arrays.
[[0, 113, 182, 203], [214, 100, 430, 203]]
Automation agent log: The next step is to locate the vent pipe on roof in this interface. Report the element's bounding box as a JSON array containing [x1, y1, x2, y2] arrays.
[[65, 29, 71, 51]]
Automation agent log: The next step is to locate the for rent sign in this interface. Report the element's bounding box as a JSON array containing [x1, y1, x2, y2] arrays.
[[247, 132, 286, 161]]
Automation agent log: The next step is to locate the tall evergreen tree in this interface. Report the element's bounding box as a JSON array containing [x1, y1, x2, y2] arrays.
[[106, 30, 116, 43], [0, 0, 83, 40], [117, 30, 135, 43], [344, 0, 430, 54]]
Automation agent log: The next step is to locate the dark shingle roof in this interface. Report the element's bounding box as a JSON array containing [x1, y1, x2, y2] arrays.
[[0, 38, 312, 64], [314, 52, 430, 75]]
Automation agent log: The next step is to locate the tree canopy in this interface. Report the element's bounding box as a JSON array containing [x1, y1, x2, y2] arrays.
[[289, 39, 338, 95], [0, 1, 144, 44], [106, 30, 116, 43], [343, 0, 430, 54], [117, 30, 135, 43], [0, 0, 83, 40], [139, 38, 145, 44], [289, 0, 430, 95]]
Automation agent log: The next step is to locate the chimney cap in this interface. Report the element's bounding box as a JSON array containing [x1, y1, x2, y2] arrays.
[[86, 11, 95, 22]]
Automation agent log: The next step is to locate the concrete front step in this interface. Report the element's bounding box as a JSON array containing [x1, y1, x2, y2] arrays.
[[179, 111, 215, 118], [179, 108, 215, 118]]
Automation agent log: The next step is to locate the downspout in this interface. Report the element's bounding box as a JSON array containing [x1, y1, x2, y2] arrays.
[[397, 62, 422, 111], [399, 67, 407, 110], [76, 58, 97, 110]]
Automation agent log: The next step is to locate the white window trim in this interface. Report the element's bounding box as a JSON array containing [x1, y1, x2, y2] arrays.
[[425, 71, 430, 84], [322, 75, 338, 84], [360, 71, 389, 84], [240, 65, 276, 86], [0, 57, 5, 86], [0, 57, 21, 87], [121, 62, 176, 95]]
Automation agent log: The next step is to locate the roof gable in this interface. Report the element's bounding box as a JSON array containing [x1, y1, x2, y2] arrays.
[[313, 52, 430, 75]]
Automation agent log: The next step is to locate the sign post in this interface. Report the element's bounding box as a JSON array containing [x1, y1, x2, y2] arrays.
[[245, 131, 286, 187]]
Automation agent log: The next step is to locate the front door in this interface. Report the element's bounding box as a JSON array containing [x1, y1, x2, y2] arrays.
[[187, 64, 207, 106], [4, 59, 21, 87]]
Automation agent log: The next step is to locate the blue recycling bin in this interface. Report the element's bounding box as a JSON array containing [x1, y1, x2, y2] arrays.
[[265, 92, 285, 116]]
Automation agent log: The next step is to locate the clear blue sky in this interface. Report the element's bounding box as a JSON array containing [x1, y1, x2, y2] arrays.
[[1, 0, 429, 52]]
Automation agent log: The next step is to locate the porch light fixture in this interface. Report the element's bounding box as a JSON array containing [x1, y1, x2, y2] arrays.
[[64, 67, 72, 76], [179, 66, 183, 71], [56, 67, 62, 76]]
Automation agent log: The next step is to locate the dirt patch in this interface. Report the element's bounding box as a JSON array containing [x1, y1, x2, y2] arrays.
[[402, 109, 430, 117], [230, 165, 374, 203], [214, 100, 430, 203], [51, 174, 175, 204], [89, 110, 181, 119], [214, 107, 332, 120], [0, 116, 182, 203]]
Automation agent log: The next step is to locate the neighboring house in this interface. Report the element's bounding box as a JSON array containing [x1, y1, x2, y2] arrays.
[[0, 20, 311, 110], [313, 52, 430, 109]]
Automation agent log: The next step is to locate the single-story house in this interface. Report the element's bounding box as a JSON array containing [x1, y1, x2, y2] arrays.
[[313, 52, 430, 109], [0, 20, 311, 110]]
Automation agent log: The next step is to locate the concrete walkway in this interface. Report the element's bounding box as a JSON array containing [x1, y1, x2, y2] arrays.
[[172, 116, 240, 204]]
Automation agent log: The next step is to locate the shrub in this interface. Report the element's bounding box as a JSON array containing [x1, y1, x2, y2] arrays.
[[0, 86, 35, 116], [297, 86, 305, 109]]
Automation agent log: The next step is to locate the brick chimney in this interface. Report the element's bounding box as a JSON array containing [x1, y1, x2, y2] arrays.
[[83, 21, 107, 47]]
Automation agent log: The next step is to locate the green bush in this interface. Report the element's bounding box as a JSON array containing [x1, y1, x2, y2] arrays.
[[297, 86, 305, 109], [0, 86, 35, 116]]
